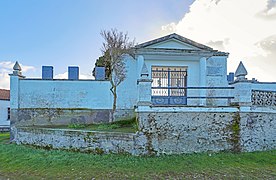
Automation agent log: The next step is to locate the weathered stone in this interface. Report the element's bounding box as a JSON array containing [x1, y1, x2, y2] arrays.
[[11, 108, 112, 127], [136, 107, 276, 155], [12, 107, 276, 155], [15, 127, 137, 155]]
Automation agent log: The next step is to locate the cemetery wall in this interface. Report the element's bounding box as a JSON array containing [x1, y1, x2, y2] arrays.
[[13, 107, 276, 155]]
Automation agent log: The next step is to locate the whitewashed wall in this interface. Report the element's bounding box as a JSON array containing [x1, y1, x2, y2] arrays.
[[251, 82, 276, 91], [18, 80, 113, 109], [0, 100, 10, 126], [206, 56, 229, 106], [15, 56, 139, 111], [117, 56, 138, 110]]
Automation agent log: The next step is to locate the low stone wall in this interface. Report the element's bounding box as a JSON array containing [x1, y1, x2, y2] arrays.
[[113, 109, 136, 121], [14, 127, 147, 155], [12, 107, 276, 156]]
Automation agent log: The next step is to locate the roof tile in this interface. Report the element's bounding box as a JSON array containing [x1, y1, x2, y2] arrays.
[[0, 89, 10, 100]]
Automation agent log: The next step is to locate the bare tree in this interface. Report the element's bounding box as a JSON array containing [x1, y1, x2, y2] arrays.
[[100, 29, 135, 120]]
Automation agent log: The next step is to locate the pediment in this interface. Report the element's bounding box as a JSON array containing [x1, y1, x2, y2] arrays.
[[135, 33, 214, 51], [146, 39, 200, 50]]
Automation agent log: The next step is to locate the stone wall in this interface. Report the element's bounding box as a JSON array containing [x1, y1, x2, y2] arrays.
[[12, 107, 276, 155], [14, 127, 147, 155], [240, 112, 276, 152], [10, 108, 113, 141], [138, 107, 237, 154], [136, 106, 276, 155]]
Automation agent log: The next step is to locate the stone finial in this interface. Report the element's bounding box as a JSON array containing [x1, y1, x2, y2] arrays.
[[235, 61, 247, 81], [140, 62, 149, 77], [13, 61, 22, 71], [12, 61, 23, 76]]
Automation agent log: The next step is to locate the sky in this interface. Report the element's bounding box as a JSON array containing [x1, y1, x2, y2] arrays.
[[0, 0, 276, 89]]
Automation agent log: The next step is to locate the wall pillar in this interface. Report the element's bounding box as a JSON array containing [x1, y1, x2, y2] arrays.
[[232, 81, 252, 106], [9, 61, 25, 141], [137, 62, 152, 106], [232, 61, 252, 106], [199, 57, 207, 106]]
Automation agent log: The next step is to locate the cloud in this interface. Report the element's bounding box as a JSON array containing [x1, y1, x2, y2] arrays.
[[0, 61, 35, 89], [161, 0, 276, 81], [206, 39, 229, 50], [161, 22, 177, 34], [257, 34, 276, 53], [54, 72, 94, 80], [258, 0, 276, 19]]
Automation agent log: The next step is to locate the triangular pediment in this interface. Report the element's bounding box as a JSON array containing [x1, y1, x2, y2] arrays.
[[135, 33, 214, 51], [146, 39, 200, 50]]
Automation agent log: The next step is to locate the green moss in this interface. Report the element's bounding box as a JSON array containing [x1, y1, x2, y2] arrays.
[[230, 112, 241, 152], [143, 114, 157, 156]]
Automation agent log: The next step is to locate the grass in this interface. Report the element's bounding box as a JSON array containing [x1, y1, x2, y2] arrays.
[[65, 118, 138, 133], [0, 133, 275, 179]]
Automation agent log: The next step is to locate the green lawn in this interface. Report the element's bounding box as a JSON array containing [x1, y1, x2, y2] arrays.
[[0, 133, 275, 179]]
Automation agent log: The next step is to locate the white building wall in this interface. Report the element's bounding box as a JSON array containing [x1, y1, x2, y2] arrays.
[[117, 56, 138, 109], [18, 80, 113, 109], [0, 100, 10, 126]]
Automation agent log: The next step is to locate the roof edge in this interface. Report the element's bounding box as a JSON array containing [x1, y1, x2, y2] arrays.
[[135, 33, 214, 51]]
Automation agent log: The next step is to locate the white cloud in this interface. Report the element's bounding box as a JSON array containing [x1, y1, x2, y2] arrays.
[[162, 0, 276, 81], [54, 72, 94, 80], [161, 22, 177, 33], [0, 61, 35, 89]]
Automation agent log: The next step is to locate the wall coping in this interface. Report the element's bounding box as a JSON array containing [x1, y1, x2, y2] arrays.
[[20, 78, 109, 82], [17, 127, 137, 136], [136, 106, 239, 113], [136, 105, 276, 114]]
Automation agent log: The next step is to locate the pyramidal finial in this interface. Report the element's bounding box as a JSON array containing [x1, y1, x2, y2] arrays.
[[140, 62, 149, 77], [13, 61, 22, 71], [12, 61, 23, 76], [235, 61, 247, 79]]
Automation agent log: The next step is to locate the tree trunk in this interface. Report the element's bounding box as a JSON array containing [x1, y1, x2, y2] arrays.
[[111, 86, 117, 122]]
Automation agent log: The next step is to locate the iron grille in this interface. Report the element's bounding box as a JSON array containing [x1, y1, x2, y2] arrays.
[[152, 66, 188, 105]]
